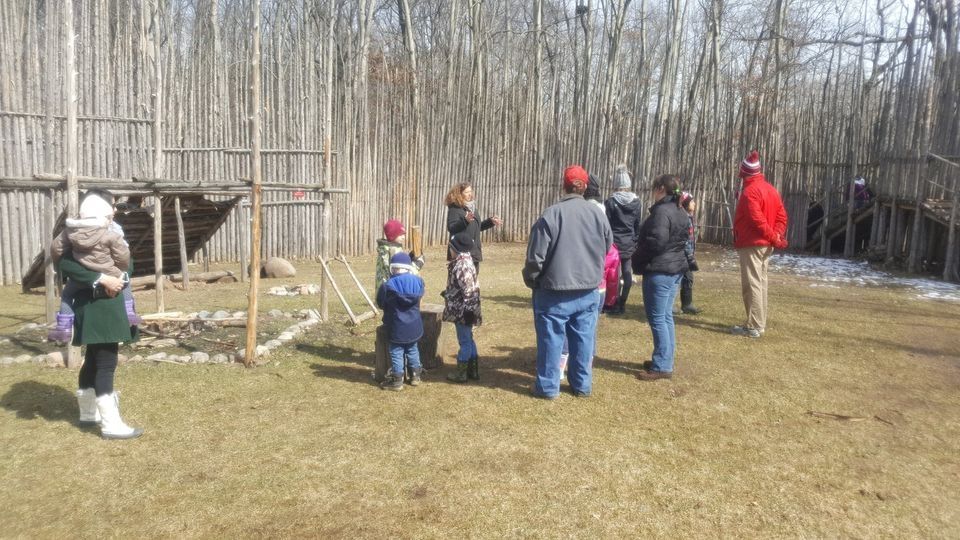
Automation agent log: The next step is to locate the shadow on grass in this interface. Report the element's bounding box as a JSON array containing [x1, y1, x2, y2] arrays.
[[673, 316, 736, 335], [299, 342, 379, 387], [485, 294, 531, 310], [1, 381, 83, 426]]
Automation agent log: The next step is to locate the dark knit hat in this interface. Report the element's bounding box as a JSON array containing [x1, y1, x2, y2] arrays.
[[584, 174, 601, 200], [563, 165, 589, 190], [449, 232, 474, 254], [389, 252, 414, 273], [739, 150, 762, 178], [383, 219, 406, 242]]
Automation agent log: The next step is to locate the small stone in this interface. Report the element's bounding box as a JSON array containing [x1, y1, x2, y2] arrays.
[[286, 326, 303, 336], [211, 354, 229, 364], [236, 348, 245, 359], [0, 337, 10, 344], [232, 311, 246, 319], [211, 310, 230, 320], [14, 354, 31, 364], [300, 319, 319, 328], [283, 312, 294, 318], [268, 286, 289, 296], [1, 357, 14, 365], [197, 310, 211, 319], [255, 345, 271, 357], [129, 355, 144, 363], [276, 333, 294, 342], [216, 275, 238, 284], [19, 323, 40, 333], [118, 354, 128, 363], [298, 284, 321, 296], [191, 352, 210, 363], [146, 352, 167, 361], [32, 355, 47, 364], [150, 338, 178, 349], [45, 351, 65, 367], [265, 340, 282, 350], [268, 309, 284, 318]]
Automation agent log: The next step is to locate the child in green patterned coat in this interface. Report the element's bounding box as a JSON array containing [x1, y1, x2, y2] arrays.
[[375, 219, 424, 294]]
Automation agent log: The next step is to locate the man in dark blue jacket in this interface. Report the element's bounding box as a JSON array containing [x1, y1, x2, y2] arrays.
[[375, 253, 425, 391], [523, 165, 613, 399]]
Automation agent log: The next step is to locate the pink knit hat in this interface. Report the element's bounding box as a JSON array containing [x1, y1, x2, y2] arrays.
[[383, 219, 405, 242], [739, 150, 762, 178]]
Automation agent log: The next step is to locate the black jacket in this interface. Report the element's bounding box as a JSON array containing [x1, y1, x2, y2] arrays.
[[446, 204, 494, 262], [604, 194, 643, 257], [632, 196, 690, 276]]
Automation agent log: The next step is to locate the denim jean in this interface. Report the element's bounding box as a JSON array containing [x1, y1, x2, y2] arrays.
[[454, 323, 477, 363], [533, 288, 600, 397], [560, 289, 605, 359], [388, 341, 421, 375], [642, 272, 682, 373]]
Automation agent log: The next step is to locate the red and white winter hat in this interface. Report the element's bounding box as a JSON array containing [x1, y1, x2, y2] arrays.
[[739, 150, 762, 178]]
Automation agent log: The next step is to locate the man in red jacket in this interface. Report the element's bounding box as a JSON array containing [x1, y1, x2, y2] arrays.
[[732, 150, 788, 338]]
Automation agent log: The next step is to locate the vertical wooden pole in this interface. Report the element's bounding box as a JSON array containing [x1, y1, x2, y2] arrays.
[[43, 1, 59, 324], [151, 1, 164, 312], [410, 225, 423, 258], [153, 195, 164, 312], [320, 0, 334, 321], [238, 204, 247, 283], [174, 197, 189, 289], [43, 191, 57, 323], [244, 0, 263, 367], [945, 174, 959, 281], [64, 0, 81, 369]]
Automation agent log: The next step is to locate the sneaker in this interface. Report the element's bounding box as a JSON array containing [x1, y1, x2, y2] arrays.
[[731, 325, 761, 338], [408, 367, 422, 386]]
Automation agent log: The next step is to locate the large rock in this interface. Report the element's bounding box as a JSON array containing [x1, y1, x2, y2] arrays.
[[146, 352, 168, 361], [210, 354, 229, 364], [45, 351, 65, 367], [150, 338, 178, 349], [211, 310, 230, 320], [190, 352, 210, 363], [14, 354, 31, 364], [262, 257, 296, 279], [268, 309, 284, 318]]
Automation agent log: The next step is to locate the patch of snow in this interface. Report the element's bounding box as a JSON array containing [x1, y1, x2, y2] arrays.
[[720, 250, 960, 302]]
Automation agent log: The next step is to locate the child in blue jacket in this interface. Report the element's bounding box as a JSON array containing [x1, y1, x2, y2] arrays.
[[375, 252, 426, 391]]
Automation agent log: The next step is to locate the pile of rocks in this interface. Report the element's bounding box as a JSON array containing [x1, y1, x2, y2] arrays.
[[267, 284, 321, 296]]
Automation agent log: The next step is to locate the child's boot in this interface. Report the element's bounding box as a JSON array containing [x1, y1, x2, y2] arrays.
[[380, 370, 404, 391], [96, 392, 143, 440], [76, 388, 101, 427], [47, 312, 74, 345], [408, 367, 423, 386], [467, 356, 480, 380], [125, 299, 143, 326], [446, 362, 469, 383]]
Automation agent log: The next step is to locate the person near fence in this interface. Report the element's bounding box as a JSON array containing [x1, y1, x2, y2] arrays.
[[677, 191, 702, 315], [443, 233, 483, 383], [732, 150, 788, 338], [603, 164, 643, 314], [523, 165, 613, 399], [375, 252, 425, 391], [375, 219, 424, 293], [445, 182, 502, 273], [55, 191, 143, 439], [48, 190, 143, 345], [632, 175, 690, 381]]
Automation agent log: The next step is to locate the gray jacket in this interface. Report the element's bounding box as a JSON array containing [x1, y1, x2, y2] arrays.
[[523, 194, 613, 291]]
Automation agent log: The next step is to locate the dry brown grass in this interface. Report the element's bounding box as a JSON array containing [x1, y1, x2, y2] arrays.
[[1, 243, 959, 538]]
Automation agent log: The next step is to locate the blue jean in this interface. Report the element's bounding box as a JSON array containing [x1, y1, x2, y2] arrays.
[[388, 342, 421, 375], [533, 288, 600, 397], [454, 323, 477, 363], [560, 288, 605, 359], [642, 272, 682, 373]]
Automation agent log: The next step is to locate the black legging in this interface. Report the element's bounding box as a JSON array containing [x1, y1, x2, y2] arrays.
[[619, 256, 633, 306], [78, 343, 119, 396]]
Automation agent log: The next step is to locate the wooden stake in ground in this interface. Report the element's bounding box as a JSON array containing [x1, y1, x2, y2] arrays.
[[153, 195, 164, 312], [410, 225, 423, 258], [244, 0, 263, 368]]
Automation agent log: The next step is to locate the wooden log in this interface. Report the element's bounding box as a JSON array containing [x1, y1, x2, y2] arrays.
[[318, 256, 358, 324], [410, 225, 423, 258], [244, 0, 264, 368], [335, 255, 378, 314], [153, 196, 164, 311], [174, 197, 189, 289], [418, 303, 444, 369]]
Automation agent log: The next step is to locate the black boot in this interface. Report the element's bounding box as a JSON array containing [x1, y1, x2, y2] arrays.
[[680, 283, 701, 314], [408, 367, 422, 386], [467, 356, 479, 380], [380, 370, 404, 391]]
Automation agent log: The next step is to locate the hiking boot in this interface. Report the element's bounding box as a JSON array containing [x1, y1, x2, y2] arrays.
[[408, 367, 422, 386], [636, 369, 673, 381], [380, 370, 404, 391], [467, 356, 479, 380], [731, 325, 761, 338], [681, 305, 702, 315], [446, 362, 469, 384], [47, 312, 74, 345]]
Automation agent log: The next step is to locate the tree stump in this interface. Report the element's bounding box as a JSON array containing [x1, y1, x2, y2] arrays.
[[373, 302, 448, 381]]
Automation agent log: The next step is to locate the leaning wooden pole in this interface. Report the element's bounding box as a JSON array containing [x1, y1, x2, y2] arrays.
[[244, 0, 263, 367], [64, 0, 81, 369]]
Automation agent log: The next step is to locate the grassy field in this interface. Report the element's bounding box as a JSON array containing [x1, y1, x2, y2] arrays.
[[1, 243, 958, 538]]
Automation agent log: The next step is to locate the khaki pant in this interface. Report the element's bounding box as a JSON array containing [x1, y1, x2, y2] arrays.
[[738, 246, 773, 332]]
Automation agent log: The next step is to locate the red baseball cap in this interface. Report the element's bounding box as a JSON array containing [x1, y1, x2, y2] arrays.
[[563, 165, 589, 189]]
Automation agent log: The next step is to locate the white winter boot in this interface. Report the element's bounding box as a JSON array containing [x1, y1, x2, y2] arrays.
[[76, 388, 101, 426], [96, 392, 143, 440]]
